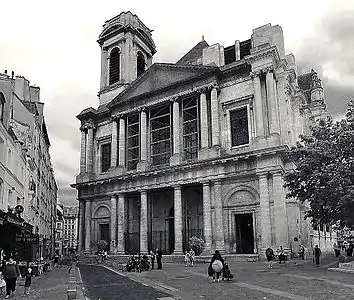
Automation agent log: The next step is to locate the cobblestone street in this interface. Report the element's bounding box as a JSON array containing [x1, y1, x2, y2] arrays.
[[0, 266, 68, 300], [79, 255, 354, 300]]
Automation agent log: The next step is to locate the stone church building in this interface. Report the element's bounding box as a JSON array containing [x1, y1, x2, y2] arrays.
[[72, 11, 335, 256]]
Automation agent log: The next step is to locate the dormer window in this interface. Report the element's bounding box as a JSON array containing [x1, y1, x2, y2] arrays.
[[109, 47, 120, 85], [137, 51, 145, 78]]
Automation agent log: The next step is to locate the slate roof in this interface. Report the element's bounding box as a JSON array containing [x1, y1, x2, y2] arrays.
[[176, 40, 209, 65]]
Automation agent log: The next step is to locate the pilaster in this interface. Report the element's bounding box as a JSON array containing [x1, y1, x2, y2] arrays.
[[110, 195, 117, 254], [86, 124, 95, 173], [140, 190, 148, 253], [214, 181, 225, 252], [211, 86, 220, 147], [118, 117, 126, 167], [173, 185, 183, 254], [202, 181, 212, 253], [266, 68, 280, 135], [251, 71, 264, 137], [137, 109, 147, 171], [84, 199, 92, 252], [170, 98, 181, 166], [259, 173, 271, 250], [117, 194, 125, 254], [272, 172, 289, 248], [110, 118, 118, 168], [78, 200, 85, 252], [200, 92, 208, 149], [79, 128, 87, 173]]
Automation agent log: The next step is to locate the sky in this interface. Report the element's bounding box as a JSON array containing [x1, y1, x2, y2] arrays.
[[1, 0, 353, 206]]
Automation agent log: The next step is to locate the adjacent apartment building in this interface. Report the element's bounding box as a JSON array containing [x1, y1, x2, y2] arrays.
[[0, 72, 58, 260], [62, 205, 79, 255], [72, 12, 336, 256]]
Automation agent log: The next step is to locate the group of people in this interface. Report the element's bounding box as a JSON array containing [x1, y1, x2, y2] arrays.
[[184, 249, 195, 267], [207, 250, 233, 282], [0, 257, 33, 298], [265, 244, 322, 268]]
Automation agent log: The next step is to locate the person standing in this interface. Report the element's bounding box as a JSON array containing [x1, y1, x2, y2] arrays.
[[278, 246, 286, 264], [313, 245, 321, 267], [265, 246, 275, 269], [2, 258, 21, 299], [184, 251, 190, 267], [149, 251, 155, 270], [24, 267, 34, 295], [189, 249, 195, 267], [156, 249, 163, 270], [299, 244, 305, 260]]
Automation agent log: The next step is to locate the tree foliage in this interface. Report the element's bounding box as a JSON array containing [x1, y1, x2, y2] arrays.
[[284, 100, 354, 229]]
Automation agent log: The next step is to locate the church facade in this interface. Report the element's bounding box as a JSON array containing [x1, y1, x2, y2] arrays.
[[72, 11, 335, 256]]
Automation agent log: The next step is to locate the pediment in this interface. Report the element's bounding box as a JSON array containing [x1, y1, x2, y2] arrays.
[[108, 63, 218, 107]]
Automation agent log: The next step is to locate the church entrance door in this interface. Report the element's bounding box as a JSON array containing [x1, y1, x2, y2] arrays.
[[234, 213, 254, 254], [99, 223, 110, 251]]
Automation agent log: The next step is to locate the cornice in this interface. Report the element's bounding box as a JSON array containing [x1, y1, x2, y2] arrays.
[[245, 46, 280, 65]]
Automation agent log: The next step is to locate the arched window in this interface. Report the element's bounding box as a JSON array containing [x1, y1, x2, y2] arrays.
[[109, 47, 120, 85], [137, 51, 145, 78]]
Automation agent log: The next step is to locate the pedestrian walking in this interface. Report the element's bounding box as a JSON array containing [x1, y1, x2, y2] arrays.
[[333, 243, 341, 257], [278, 246, 286, 264], [184, 251, 190, 267], [265, 246, 275, 269], [299, 244, 305, 260], [24, 267, 34, 295], [189, 249, 195, 267], [156, 249, 163, 270], [2, 258, 21, 298], [0, 271, 5, 295], [313, 245, 321, 267], [149, 251, 155, 270], [209, 250, 224, 283]]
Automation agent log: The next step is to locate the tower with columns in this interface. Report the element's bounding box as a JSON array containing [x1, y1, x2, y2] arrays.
[[72, 15, 336, 257]]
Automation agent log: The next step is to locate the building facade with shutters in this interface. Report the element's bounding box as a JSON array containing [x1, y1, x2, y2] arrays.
[[73, 11, 336, 256]]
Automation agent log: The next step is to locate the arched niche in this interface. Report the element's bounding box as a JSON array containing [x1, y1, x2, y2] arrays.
[[224, 185, 259, 208], [92, 204, 111, 219]]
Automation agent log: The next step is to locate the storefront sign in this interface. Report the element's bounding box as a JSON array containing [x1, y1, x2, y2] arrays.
[[15, 233, 39, 243]]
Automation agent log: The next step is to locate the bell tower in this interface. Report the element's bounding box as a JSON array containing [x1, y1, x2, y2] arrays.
[[97, 11, 156, 105]]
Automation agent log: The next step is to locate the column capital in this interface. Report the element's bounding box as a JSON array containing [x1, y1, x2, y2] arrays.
[[110, 194, 117, 200], [172, 184, 182, 190], [79, 125, 88, 132], [213, 180, 222, 186], [138, 106, 146, 112], [263, 66, 275, 75], [272, 170, 284, 177], [250, 70, 262, 79], [200, 180, 210, 186], [210, 82, 220, 92], [258, 172, 270, 178], [110, 114, 120, 122], [140, 189, 147, 195]]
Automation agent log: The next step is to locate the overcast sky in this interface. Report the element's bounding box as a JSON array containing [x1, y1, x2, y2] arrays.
[[1, 0, 353, 206]]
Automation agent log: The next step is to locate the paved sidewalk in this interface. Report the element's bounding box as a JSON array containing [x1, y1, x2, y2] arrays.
[[3, 266, 69, 300]]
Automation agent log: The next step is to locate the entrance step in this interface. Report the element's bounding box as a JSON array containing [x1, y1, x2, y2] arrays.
[[78, 253, 259, 266]]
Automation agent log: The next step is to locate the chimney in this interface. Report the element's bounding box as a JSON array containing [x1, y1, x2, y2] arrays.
[[4, 70, 7, 74], [11, 71, 14, 79]]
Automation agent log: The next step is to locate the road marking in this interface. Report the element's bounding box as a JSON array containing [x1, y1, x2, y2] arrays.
[[185, 270, 314, 300], [281, 273, 354, 289], [158, 298, 176, 300]]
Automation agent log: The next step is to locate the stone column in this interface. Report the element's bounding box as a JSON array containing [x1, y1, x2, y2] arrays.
[[173, 185, 183, 254], [86, 125, 94, 173], [138, 109, 147, 171], [111, 118, 118, 168], [84, 199, 92, 252], [118, 117, 126, 167], [202, 182, 212, 252], [200, 92, 208, 148], [214, 181, 225, 251], [211, 87, 220, 146], [78, 200, 85, 252], [170, 99, 181, 165], [259, 174, 271, 249], [117, 194, 125, 254], [110, 195, 117, 253], [273, 172, 289, 248], [252, 72, 264, 137], [266, 69, 279, 134], [140, 191, 148, 254], [79, 128, 87, 173]]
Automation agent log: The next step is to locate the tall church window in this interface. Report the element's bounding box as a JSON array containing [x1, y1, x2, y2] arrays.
[[182, 96, 199, 160], [109, 47, 120, 85], [230, 107, 249, 147], [127, 114, 140, 170], [101, 143, 111, 172], [137, 51, 145, 78], [150, 104, 171, 166]]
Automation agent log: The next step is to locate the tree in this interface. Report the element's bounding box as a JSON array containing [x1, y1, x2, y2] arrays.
[[284, 100, 354, 229]]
